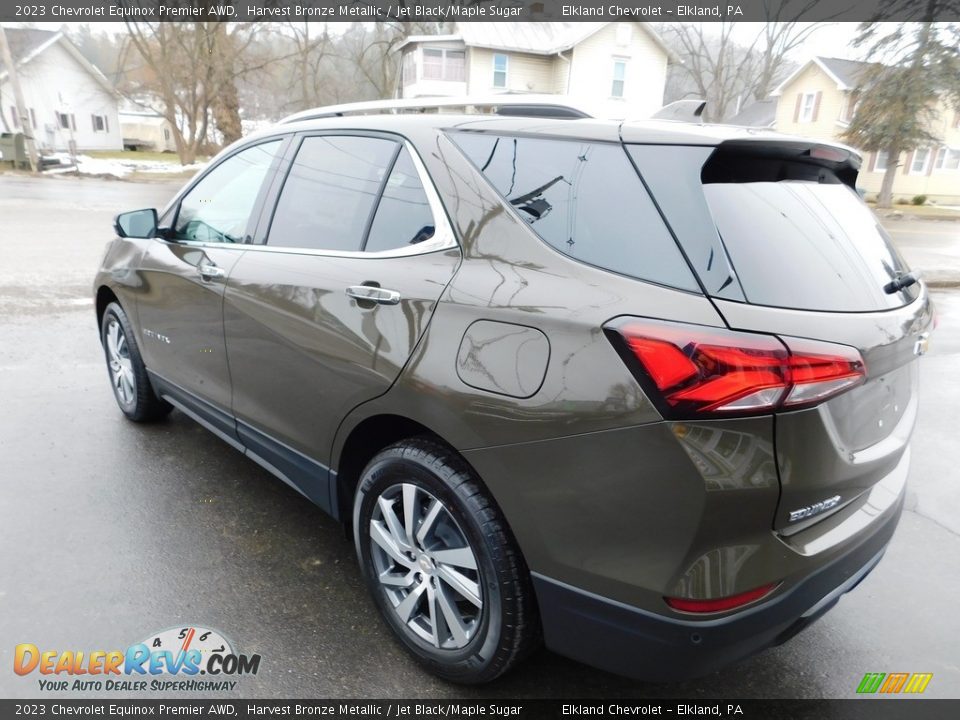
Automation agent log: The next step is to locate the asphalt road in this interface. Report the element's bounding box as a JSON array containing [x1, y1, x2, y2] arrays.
[[1, 175, 959, 700]]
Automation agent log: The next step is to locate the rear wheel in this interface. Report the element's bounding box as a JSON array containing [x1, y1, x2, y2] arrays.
[[100, 302, 172, 422], [353, 438, 539, 683]]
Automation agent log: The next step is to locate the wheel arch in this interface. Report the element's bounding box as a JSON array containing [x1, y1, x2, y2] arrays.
[[95, 285, 121, 328], [333, 413, 462, 533]]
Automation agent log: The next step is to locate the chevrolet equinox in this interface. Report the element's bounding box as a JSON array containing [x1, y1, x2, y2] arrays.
[[94, 101, 932, 683]]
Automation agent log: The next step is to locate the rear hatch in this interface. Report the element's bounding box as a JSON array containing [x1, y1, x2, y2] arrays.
[[626, 138, 934, 534]]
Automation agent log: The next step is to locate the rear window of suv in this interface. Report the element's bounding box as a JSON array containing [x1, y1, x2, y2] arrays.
[[450, 133, 699, 292], [629, 143, 918, 313]]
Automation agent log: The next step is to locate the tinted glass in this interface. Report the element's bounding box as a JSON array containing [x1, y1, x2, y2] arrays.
[[269, 136, 397, 251], [451, 133, 698, 291], [365, 148, 435, 252], [174, 140, 281, 243], [703, 181, 918, 311]]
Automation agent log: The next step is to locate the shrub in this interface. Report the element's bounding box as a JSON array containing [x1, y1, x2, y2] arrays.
[[911, 195, 928, 206]]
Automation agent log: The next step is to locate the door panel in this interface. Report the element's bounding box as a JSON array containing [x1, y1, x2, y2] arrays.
[[136, 243, 244, 411], [223, 248, 461, 472]]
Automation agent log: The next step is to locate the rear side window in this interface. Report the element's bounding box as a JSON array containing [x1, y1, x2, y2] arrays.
[[365, 148, 435, 252], [450, 133, 698, 292], [268, 136, 396, 252], [701, 159, 917, 311]]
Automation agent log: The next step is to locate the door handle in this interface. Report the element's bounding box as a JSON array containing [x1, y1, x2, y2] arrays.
[[346, 285, 401, 305], [198, 262, 226, 281]]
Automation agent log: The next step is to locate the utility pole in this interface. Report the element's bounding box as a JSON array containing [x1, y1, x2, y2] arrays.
[[0, 24, 40, 172]]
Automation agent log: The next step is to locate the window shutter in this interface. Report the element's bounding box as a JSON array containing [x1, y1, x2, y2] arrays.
[[70, 114, 76, 131], [105, 116, 109, 133], [91, 114, 97, 132], [868, 152, 876, 172], [812, 91, 822, 122], [793, 94, 802, 122], [903, 151, 913, 175]]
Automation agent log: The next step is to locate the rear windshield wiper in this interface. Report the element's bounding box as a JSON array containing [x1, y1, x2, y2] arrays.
[[884, 270, 921, 294]]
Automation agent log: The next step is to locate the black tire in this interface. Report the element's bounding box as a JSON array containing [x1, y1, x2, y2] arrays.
[[353, 438, 540, 684], [100, 302, 172, 423]]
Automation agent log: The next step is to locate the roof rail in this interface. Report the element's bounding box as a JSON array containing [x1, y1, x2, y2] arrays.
[[278, 95, 594, 124]]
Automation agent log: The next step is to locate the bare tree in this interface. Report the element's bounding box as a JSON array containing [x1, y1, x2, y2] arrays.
[[123, 21, 214, 164], [664, 3, 836, 122]]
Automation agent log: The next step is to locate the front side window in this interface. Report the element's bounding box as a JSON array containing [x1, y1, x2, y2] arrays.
[[493, 54, 508, 89], [450, 132, 698, 291], [611, 60, 627, 98], [173, 140, 282, 243]]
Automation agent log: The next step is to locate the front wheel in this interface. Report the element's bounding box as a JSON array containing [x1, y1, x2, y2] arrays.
[[100, 302, 172, 423], [353, 438, 539, 683]]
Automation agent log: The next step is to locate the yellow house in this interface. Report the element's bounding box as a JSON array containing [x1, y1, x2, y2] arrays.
[[773, 56, 960, 204]]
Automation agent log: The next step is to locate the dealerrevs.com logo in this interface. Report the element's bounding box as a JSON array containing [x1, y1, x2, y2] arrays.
[[14, 626, 261, 692]]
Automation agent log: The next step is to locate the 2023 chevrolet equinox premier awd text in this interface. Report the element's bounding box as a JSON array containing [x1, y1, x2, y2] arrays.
[[95, 107, 932, 684]]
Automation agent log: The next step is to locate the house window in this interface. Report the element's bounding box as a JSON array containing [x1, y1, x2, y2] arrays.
[[611, 59, 627, 99], [799, 93, 817, 122], [91, 114, 108, 133], [492, 53, 508, 89], [422, 48, 465, 82], [935, 147, 960, 171], [910, 147, 931, 174], [844, 91, 860, 122], [874, 151, 889, 172], [616, 23, 633, 47], [57, 112, 76, 131]]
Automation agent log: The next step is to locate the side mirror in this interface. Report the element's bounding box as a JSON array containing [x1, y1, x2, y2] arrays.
[[114, 208, 158, 239]]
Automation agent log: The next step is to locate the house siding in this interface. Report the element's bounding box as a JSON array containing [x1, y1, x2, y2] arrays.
[[567, 23, 667, 119], [774, 63, 848, 142], [467, 48, 556, 94], [0, 40, 121, 152]]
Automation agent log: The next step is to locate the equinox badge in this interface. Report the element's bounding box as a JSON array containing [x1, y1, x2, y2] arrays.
[[789, 495, 842, 522]]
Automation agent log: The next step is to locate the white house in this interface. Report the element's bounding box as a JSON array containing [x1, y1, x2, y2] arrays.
[[0, 27, 122, 152], [398, 23, 671, 120]]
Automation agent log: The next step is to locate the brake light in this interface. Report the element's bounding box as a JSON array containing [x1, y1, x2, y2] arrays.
[[607, 319, 865, 418], [665, 582, 779, 614]]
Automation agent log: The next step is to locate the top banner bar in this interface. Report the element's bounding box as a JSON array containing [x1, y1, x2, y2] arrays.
[[3, 0, 960, 23]]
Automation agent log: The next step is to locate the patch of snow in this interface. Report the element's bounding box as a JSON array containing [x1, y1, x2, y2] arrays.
[[43, 153, 205, 178]]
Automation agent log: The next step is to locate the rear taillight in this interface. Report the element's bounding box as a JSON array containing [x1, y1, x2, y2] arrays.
[[606, 319, 865, 418], [665, 582, 779, 614]]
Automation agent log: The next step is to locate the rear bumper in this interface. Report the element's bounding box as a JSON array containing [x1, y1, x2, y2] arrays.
[[532, 491, 902, 681]]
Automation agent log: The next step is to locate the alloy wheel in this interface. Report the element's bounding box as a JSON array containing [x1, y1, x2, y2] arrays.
[[105, 318, 136, 406], [368, 483, 483, 650]]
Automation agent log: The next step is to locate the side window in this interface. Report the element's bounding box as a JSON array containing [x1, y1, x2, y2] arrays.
[[174, 140, 282, 243], [268, 135, 397, 251], [364, 147, 435, 253], [450, 133, 698, 292]]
